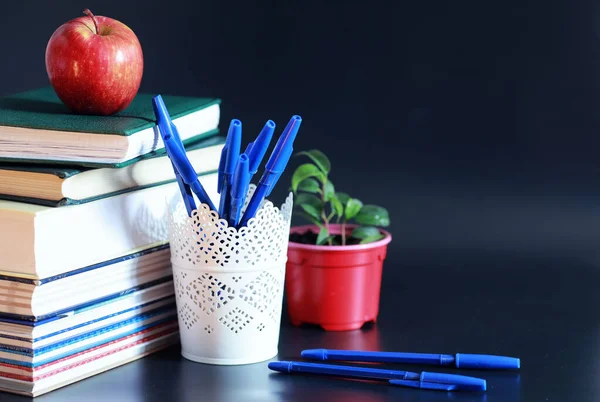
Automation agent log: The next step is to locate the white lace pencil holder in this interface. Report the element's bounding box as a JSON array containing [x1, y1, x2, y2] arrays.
[[167, 186, 293, 365]]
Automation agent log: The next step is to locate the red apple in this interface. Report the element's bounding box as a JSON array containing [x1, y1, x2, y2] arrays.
[[45, 9, 143, 115]]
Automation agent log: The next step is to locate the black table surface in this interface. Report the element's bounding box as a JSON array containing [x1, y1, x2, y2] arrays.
[[5, 250, 598, 402]]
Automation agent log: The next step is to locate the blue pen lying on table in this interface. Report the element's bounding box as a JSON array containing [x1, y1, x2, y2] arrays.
[[268, 361, 486, 392], [152, 95, 217, 215], [301, 349, 521, 370]]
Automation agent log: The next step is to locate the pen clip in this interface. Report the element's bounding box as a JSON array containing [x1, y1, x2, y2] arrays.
[[390, 380, 457, 391], [217, 140, 229, 194], [391, 372, 486, 392]]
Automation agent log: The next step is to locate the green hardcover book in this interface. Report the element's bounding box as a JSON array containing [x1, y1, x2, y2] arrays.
[[0, 135, 224, 207], [0, 87, 221, 166]]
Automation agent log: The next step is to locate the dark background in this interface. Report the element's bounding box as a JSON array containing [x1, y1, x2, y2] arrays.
[[1, 1, 600, 401], [3, 0, 600, 259]]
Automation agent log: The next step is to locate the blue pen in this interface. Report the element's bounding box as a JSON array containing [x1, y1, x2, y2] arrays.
[[218, 119, 242, 221], [237, 115, 302, 228], [268, 361, 486, 392], [245, 120, 276, 181], [170, 160, 196, 216], [229, 153, 250, 227], [152, 95, 217, 212], [265, 116, 296, 194], [152, 98, 196, 216], [301, 349, 520, 370]]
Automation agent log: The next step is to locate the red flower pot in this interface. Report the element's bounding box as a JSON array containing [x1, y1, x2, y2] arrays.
[[285, 224, 392, 331]]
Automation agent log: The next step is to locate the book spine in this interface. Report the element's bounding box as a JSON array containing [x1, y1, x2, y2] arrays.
[[0, 277, 173, 323], [0, 307, 177, 356]]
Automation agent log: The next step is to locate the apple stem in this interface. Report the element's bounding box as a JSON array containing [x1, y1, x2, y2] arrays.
[[83, 9, 100, 35]]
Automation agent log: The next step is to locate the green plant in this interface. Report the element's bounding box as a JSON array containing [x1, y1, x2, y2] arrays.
[[290, 150, 390, 246]]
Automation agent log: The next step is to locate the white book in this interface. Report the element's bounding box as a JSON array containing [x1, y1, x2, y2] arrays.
[[0, 282, 174, 341], [0, 246, 172, 318], [0, 172, 219, 279]]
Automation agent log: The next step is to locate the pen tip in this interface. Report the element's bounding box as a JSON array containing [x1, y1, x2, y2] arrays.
[[267, 120, 275, 128], [231, 119, 241, 126]]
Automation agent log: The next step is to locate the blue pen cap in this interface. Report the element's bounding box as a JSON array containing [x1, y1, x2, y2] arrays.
[[268, 361, 292, 373], [265, 115, 302, 172], [245, 120, 276, 175], [225, 119, 242, 174], [232, 154, 250, 199], [218, 119, 241, 193], [456, 353, 520, 370], [263, 115, 302, 195], [152, 95, 174, 141], [152, 96, 198, 184], [301, 349, 327, 360]]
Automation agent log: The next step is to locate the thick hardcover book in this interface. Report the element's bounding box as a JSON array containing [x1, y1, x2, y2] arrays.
[[0, 173, 219, 279], [0, 87, 221, 165]]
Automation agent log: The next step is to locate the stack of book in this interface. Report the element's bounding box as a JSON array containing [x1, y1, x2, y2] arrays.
[[0, 87, 223, 397]]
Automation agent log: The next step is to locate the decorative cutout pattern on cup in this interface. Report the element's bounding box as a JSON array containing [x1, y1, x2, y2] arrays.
[[174, 270, 188, 300], [179, 303, 199, 330], [218, 307, 253, 334], [239, 271, 280, 313], [173, 268, 284, 333], [184, 273, 236, 315], [168, 185, 293, 269]]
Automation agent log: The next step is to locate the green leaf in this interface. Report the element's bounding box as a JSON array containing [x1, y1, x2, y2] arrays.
[[323, 180, 335, 201], [292, 164, 325, 193], [295, 193, 323, 210], [351, 226, 381, 240], [345, 198, 363, 220], [359, 234, 385, 244], [297, 212, 323, 228], [354, 205, 390, 227], [336, 192, 350, 205], [297, 178, 321, 193], [316, 227, 330, 245], [297, 150, 331, 174], [300, 204, 321, 221], [331, 195, 344, 218]]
